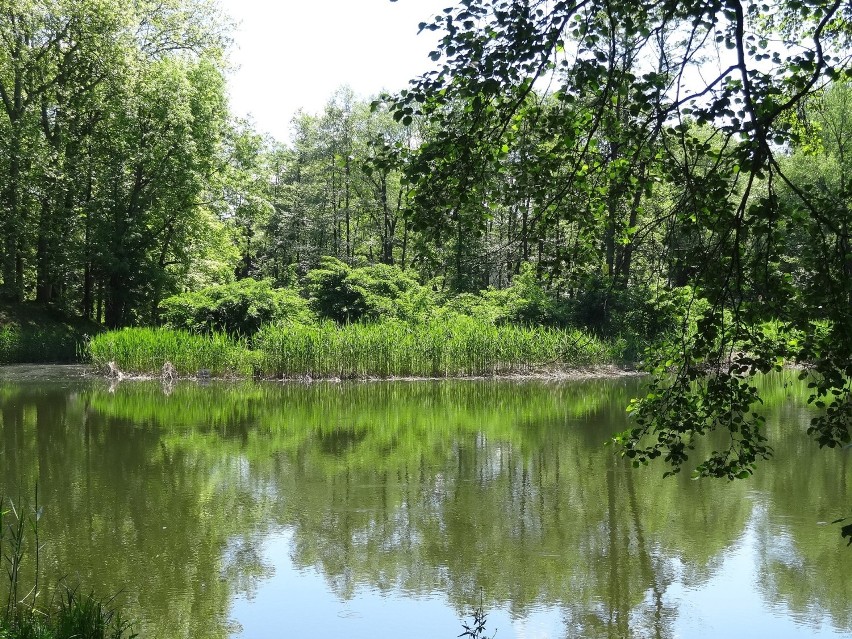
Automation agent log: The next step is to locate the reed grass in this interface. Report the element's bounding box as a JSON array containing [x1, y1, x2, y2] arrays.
[[0, 494, 136, 639], [88, 327, 255, 377], [255, 318, 615, 378], [87, 319, 616, 379]]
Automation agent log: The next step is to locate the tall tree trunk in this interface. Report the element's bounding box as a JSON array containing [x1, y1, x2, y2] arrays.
[[401, 214, 409, 268], [36, 193, 53, 304], [2, 131, 23, 301], [81, 168, 94, 319], [345, 154, 351, 262], [380, 174, 394, 265], [615, 183, 642, 289]]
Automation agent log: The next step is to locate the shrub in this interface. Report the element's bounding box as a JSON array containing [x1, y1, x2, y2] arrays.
[[0, 325, 88, 364], [440, 266, 568, 328], [306, 257, 428, 323], [488, 264, 568, 326], [159, 279, 313, 337], [567, 277, 707, 356]]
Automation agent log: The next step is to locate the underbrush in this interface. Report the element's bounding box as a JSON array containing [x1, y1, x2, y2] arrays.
[[0, 302, 97, 364], [0, 325, 87, 364]]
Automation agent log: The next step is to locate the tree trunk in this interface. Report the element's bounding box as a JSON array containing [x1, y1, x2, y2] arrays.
[[2, 131, 23, 301]]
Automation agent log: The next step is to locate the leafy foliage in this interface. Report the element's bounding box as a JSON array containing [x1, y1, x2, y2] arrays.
[[388, 0, 852, 489], [305, 257, 429, 323], [0, 0, 231, 326], [159, 279, 313, 337]]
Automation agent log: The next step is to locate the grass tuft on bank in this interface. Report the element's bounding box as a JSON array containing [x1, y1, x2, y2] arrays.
[[88, 319, 618, 379]]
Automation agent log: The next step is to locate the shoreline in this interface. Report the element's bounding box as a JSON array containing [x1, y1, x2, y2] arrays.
[[0, 362, 644, 384]]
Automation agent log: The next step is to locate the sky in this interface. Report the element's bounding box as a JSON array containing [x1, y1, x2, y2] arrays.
[[218, 0, 450, 142]]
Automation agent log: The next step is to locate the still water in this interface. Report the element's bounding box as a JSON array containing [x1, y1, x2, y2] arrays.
[[0, 370, 849, 638]]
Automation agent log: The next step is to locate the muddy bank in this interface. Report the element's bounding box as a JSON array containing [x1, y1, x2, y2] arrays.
[[0, 364, 91, 381]]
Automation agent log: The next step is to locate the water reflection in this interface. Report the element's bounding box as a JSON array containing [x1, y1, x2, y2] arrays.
[[0, 375, 848, 638]]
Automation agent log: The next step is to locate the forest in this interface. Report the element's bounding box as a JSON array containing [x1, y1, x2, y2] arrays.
[[0, 0, 851, 480]]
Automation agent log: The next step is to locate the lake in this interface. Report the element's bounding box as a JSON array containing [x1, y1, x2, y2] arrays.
[[0, 370, 849, 638]]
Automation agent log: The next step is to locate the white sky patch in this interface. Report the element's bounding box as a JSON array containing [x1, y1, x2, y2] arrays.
[[219, 0, 448, 141]]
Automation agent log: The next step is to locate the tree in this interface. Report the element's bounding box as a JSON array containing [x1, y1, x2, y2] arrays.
[[0, 0, 127, 303], [218, 119, 276, 280], [393, 0, 852, 512], [0, 0, 231, 325], [258, 89, 417, 274], [91, 55, 229, 327]]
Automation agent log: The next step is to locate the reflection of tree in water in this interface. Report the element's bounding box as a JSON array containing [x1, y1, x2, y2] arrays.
[[751, 380, 852, 633], [0, 383, 273, 639], [2, 374, 847, 638], [277, 425, 753, 639]]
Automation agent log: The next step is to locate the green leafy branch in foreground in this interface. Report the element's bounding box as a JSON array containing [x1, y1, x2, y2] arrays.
[[615, 309, 850, 478]]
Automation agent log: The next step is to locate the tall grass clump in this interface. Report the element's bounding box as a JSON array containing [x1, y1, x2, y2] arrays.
[[88, 327, 254, 377], [0, 325, 87, 364], [87, 319, 616, 379], [0, 494, 136, 639], [255, 317, 615, 379]]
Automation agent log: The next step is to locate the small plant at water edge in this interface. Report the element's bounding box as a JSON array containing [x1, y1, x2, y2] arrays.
[[459, 591, 494, 639], [0, 493, 136, 639]]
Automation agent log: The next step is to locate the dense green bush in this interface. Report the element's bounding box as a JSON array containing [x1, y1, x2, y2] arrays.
[[487, 264, 569, 326], [566, 278, 706, 356], [0, 301, 98, 363], [442, 292, 503, 324], [493, 265, 559, 325], [159, 279, 313, 337], [306, 257, 431, 323]]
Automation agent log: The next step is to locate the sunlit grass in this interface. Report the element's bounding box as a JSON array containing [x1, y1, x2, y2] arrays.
[[88, 327, 256, 377], [255, 318, 614, 378], [87, 319, 617, 379]]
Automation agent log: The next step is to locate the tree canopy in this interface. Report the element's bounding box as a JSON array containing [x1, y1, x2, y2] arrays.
[[0, 0, 232, 326]]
